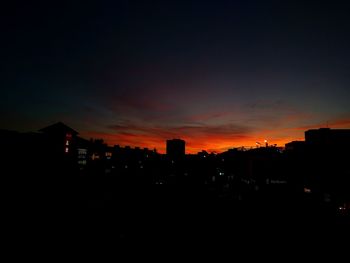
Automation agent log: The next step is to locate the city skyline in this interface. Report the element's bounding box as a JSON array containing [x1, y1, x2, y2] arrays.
[[1, 0, 350, 153], [3, 121, 350, 155]]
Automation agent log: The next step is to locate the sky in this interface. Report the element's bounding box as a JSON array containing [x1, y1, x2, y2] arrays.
[[1, 0, 350, 153]]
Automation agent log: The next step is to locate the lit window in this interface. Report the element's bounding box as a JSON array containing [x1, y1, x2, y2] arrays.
[[66, 140, 69, 146], [78, 160, 87, 165], [304, 188, 311, 193], [65, 147, 69, 153], [92, 153, 100, 160], [78, 148, 87, 155]]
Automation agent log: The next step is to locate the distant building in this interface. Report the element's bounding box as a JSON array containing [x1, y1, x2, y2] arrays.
[[285, 141, 306, 152], [166, 139, 185, 159], [76, 136, 90, 169], [305, 128, 350, 149]]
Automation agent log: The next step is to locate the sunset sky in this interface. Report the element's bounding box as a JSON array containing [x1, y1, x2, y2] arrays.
[[1, 0, 350, 153]]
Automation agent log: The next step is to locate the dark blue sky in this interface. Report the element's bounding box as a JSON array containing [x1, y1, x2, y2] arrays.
[[1, 0, 350, 152]]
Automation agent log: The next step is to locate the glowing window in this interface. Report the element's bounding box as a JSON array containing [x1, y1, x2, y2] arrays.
[[78, 148, 87, 156], [304, 188, 311, 193], [65, 147, 69, 153], [92, 153, 100, 160]]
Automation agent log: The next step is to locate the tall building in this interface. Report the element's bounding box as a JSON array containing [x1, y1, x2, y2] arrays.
[[166, 139, 185, 159]]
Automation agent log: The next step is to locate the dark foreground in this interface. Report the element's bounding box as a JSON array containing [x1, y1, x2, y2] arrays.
[[9, 180, 349, 251]]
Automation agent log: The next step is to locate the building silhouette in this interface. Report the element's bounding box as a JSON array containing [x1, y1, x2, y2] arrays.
[[305, 128, 350, 149], [166, 139, 185, 159], [284, 128, 350, 210], [39, 122, 79, 157], [285, 141, 306, 152]]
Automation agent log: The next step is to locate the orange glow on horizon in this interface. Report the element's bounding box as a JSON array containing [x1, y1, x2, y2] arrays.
[[81, 117, 350, 154], [82, 131, 301, 154]]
